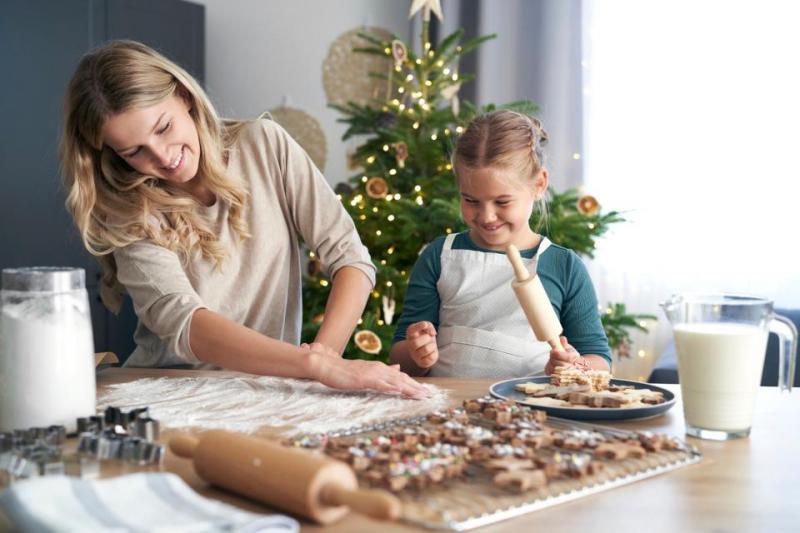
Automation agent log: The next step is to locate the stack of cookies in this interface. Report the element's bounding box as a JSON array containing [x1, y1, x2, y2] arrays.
[[515, 367, 665, 409]]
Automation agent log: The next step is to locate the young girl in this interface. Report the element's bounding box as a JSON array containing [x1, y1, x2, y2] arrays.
[[390, 110, 611, 378], [60, 40, 428, 398]]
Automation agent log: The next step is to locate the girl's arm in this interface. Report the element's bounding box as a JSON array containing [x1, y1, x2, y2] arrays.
[[390, 340, 423, 375], [545, 337, 611, 375], [313, 266, 372, 355], [389, 240, 444, 375], [190, 308, 429, 397], [580, 354, 611, 371]]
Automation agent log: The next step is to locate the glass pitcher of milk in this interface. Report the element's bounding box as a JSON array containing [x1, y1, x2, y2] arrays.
[[661, 294, 797, 440]]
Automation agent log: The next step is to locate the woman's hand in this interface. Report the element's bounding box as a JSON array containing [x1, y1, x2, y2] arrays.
[[406, 321, 439, 370], [545, 336, 587, 375], [311, 353, 431, 399], [300, 342, 339, 358]]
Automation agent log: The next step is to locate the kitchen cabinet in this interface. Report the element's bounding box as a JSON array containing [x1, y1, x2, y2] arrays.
[[0, 0, 205, 361]]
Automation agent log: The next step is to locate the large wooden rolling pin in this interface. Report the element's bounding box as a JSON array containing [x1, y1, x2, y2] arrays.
[[170, 430, 401, 525], [506, 244, 563, 350]]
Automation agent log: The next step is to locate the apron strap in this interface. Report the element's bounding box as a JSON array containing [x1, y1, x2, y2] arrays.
[[442, 232, 457, 251], [535, 236, 552, 258]]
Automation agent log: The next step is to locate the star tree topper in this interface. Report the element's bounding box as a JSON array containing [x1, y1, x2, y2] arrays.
[[409, 0, 444, 22]]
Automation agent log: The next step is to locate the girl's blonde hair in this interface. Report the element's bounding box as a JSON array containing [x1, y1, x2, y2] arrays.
[[452, 109, 549, 225], [60, 40, 250, 312]]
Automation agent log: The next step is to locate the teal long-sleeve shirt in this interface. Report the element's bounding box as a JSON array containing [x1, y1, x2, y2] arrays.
[[392, 232, 612, 365]]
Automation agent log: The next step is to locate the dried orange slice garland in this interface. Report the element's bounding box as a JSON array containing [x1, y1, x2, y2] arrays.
[[365, 177, 389, 199], [576, 195, 600, 215], [354, 329, 382, 354]]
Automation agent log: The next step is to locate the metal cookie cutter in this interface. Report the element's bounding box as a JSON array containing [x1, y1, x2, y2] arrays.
[[63, 453, 100, 479], [131, 417, 160, 441], [77, 416, 104, 434]]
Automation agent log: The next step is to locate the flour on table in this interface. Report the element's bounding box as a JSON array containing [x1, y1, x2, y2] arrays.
[[97, 376, 450, 436]]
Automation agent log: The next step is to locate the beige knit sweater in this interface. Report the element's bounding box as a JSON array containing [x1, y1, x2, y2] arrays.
[[116, 119, 375, 367]]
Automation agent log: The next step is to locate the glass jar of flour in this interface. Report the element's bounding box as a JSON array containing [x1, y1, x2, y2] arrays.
[[0, 267, 96, 432]]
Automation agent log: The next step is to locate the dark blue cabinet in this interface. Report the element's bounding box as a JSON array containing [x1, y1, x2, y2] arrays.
[[0, 0, 205, 361]]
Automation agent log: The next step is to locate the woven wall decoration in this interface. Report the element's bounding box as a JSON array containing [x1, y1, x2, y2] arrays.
[[322, 26, 394, 108], [267, 106, 328, 172]]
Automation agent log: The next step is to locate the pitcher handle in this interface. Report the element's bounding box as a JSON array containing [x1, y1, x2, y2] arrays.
[[770, 314, 798, 393]]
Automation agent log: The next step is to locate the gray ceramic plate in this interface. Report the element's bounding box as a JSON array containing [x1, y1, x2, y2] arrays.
[[489, 376, 676, 421]]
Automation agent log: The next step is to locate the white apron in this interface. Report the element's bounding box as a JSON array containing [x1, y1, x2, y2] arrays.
[[430, 233, 553, 378]]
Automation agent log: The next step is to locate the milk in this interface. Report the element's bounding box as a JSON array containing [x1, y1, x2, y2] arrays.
[[674, 322, 768, 431]]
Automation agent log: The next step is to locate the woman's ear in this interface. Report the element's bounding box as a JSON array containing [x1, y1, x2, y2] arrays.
[[176, 85, 193, 111]]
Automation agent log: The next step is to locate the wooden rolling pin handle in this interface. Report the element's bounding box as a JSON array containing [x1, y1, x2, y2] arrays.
[[169, 433, 199, 458], [547, 338, 562, 351], [320, 485, 401, 521], [506, 244, 530, 282]]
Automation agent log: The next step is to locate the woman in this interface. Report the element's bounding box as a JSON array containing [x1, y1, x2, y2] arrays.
[[60, 40, 427, 398]]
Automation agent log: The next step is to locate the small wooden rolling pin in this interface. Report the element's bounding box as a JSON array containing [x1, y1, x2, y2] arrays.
[[170, 430, 401, 525], [506, 244, 563, 350]]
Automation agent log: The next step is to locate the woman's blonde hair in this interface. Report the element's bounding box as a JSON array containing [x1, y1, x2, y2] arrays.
[[452, 109, 549, 226], [60, 40, 250, 312]]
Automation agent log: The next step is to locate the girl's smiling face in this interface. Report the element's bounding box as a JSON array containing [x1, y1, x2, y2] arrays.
[[457, 165, 548, 251], [101, 94, 201, 187]]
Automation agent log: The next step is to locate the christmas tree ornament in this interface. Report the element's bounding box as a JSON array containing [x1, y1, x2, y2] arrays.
[[323, 27, 394, 108], [375, 112, 396, 129], [366, 177, 389, 199], [334, 182, 354, 196], [440, 82, 461, 101], [391, 40, 407, 66], [266, 106, 327, 172], [393, 142, 408, 168], [409, 0, 444, 22], [576, 195, 600, 216], [451, 95, 460, 118], [616, 340, 632, 359], [346, 148, 359, 170], [306, 258, 323, 277], [381, 296, 396, 326], [354, 330, 382, 354]]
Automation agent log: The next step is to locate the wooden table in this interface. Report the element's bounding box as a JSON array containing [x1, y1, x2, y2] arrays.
[[96, 368, 800, 532]]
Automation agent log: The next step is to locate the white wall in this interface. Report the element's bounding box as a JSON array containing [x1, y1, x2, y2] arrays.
[[194, 0, 410, 184]]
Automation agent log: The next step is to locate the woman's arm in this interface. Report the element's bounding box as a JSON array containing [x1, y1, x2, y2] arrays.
[[189, 308, 430, 398], [313, 266, 372, 355], [189, 308, 320, 376]]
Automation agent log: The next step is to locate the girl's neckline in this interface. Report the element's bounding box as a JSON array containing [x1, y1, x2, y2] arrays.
[[461, 231, 543, 255]]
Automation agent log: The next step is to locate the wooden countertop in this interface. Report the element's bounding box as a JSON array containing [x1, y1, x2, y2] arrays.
[[95, 368, 800, 532]]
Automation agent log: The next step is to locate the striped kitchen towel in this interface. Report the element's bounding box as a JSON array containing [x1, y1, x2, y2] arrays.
[[0, 472, 298, 532]]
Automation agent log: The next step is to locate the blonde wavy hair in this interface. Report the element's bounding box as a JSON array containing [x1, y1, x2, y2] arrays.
[[60, 40, 250, 312], [452, 109, 549, 227]]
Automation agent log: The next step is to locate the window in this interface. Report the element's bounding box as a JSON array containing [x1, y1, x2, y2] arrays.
[[583, 0, 800, 374]]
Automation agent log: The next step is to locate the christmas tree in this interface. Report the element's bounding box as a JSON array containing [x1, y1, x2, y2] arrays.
[[303, 6, 653, 362]]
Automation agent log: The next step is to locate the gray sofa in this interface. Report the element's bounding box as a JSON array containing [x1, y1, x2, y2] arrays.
[[648, 308, 800, 386]]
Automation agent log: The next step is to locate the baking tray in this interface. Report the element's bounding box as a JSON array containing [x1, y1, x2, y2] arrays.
[[295, 406, 703, 530]]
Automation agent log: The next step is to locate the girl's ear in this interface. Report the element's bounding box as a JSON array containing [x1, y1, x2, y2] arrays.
[[534, 168, 549, 198]]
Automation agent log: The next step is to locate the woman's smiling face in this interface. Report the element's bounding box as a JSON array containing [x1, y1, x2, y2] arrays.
[[101, 93, 201, 186]]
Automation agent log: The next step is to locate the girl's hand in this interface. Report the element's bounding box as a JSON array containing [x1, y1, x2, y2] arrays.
[[406, 321, 439, 370], [545, 336, 588, 375], [312, 355, 431, 399]]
